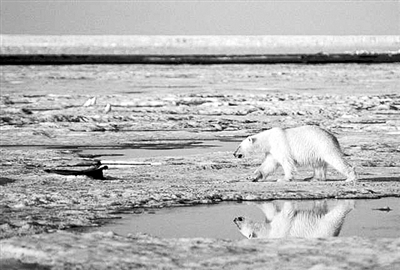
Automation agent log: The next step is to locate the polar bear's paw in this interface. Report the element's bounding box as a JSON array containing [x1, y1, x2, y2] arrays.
[[245, 175, 257, 182], [248, 172, 263, 182], [303, 176, 321, 182], [344, 176, 358, 182]]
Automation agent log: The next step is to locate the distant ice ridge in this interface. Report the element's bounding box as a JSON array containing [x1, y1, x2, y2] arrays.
[[1, 35, 399, 54]]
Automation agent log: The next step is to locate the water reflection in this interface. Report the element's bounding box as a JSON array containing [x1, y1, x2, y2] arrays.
[[87, 198, 399, 239], [233, 200, 355, 239]]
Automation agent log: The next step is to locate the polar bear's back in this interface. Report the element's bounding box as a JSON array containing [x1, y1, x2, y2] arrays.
[[284, 125, 342, 166]]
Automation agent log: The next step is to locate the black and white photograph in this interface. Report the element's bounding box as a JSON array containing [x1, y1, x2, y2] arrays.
[[1, 0, 399, 269]]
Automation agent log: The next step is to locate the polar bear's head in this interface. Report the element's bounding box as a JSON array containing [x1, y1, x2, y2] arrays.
[[233, 216, 257, 239], [233, 216, 269, 239], [233, 136, 257, 158]]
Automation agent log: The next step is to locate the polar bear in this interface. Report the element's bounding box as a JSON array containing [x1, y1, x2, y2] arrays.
[[233, 200, 354, 239], [233, 125, 357, 182]]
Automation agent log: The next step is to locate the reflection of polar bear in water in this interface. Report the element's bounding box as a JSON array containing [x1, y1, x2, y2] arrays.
[[233, 125, 357, 182], [233, 200, 355, 239]]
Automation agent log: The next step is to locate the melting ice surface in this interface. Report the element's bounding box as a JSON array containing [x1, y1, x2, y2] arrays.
[[92, 198, 399, 240], [80, 140, 239, 160]]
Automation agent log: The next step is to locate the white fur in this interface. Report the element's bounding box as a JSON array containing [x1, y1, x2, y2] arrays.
[[233, 125, 357, 182]]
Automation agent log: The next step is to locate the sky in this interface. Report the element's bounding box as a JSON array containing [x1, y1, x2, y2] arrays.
[[1, 0, 399, 35]]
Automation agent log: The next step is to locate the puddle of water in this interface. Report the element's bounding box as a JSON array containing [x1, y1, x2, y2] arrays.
[[81, 140, 239, 160], [91, 198, 400, 240]]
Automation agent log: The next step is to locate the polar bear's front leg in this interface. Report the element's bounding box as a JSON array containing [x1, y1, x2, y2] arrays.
[[278, 159, 296, 182], [250, 170, 263, 182], [251, 154, 278, 182]]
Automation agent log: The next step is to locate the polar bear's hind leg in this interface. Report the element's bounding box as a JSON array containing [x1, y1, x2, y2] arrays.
[[324, 154, 357, 182], [316, 200, 355, 237], [314, 164, 327, 181], [304, 163, 327, 182]]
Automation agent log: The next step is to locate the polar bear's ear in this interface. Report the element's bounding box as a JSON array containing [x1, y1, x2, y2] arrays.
[[250, 137, 257, 144]]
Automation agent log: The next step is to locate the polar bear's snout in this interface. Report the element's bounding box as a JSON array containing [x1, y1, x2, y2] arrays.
[[234, 216, 244, 222], [234, 152, 243, 159], [233, 147, 244, 158], [233, 216, 245, 228]]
